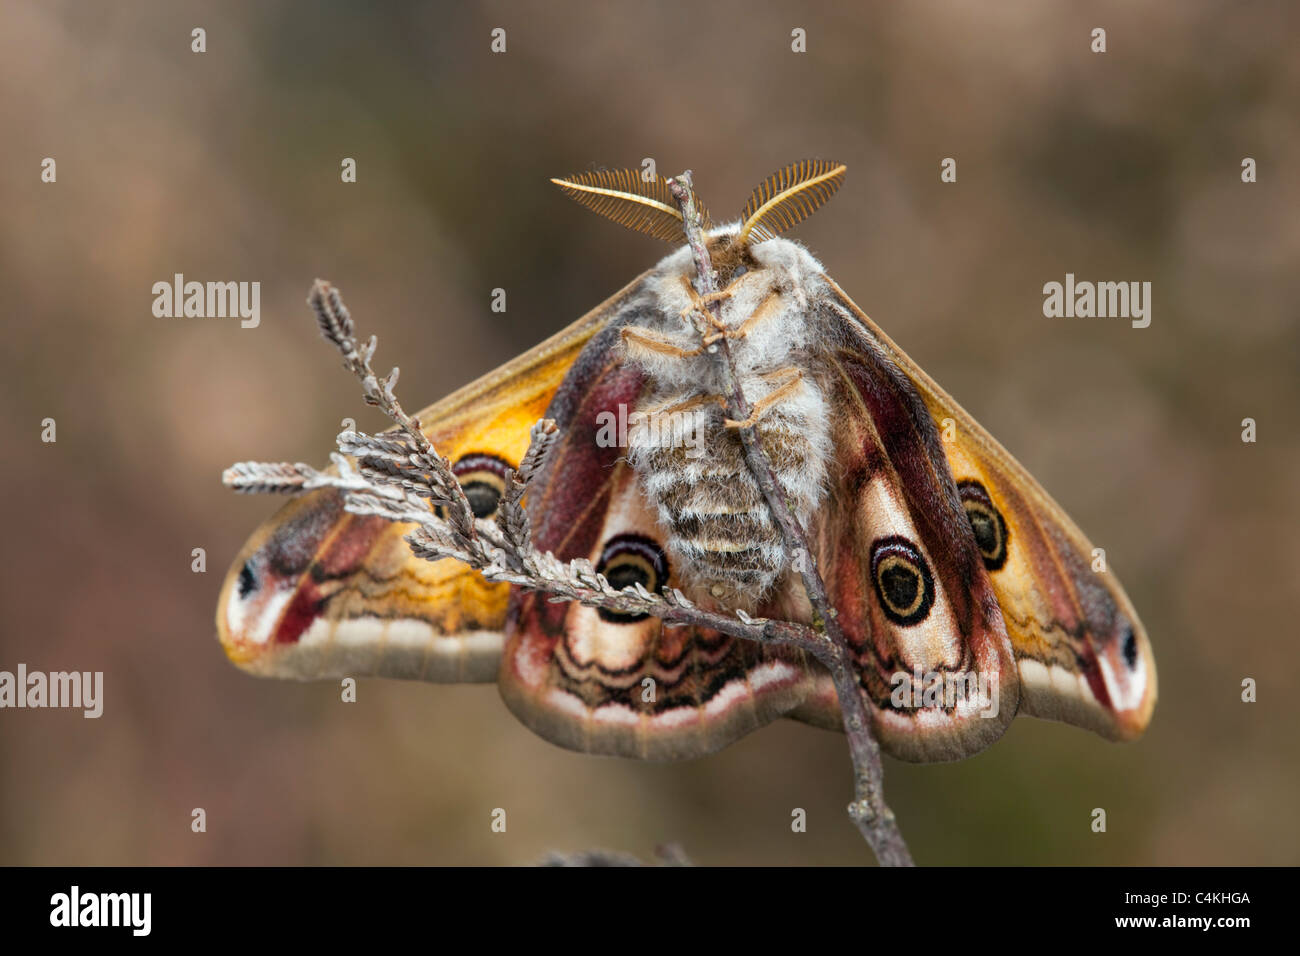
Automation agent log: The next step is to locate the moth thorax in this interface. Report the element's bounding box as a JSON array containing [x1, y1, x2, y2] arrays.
[[627, 375, 830, 610]]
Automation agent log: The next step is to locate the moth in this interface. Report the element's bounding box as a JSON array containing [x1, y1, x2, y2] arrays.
[[218, 161, 1156, 762]]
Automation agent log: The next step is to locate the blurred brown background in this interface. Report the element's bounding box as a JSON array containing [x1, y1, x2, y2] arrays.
[[1, 1, 1297, 865]]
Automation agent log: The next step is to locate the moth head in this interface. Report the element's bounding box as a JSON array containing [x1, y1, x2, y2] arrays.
[[551, 160, 847, 277], [702, 229, 760, 287]]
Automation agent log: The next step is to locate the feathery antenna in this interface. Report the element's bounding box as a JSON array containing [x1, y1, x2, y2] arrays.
[[736, 160, 846, 244], [551, 169, 710, 241]]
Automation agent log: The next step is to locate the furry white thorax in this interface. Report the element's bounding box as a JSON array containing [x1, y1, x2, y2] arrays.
[[634, 229, 829, 385], [621, 230, 835, 605]]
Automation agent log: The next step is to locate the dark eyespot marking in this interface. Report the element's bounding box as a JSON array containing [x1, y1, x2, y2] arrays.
[[1122, 626, 1139, 670], [869, 536, 935, 627], [957, 480, 1009, 572], [237, 561, 257, 599], [595, 534, 669, 625], [435, 453, 513, 520]]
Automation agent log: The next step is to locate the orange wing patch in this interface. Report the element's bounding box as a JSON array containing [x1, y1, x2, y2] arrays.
[[215, 277, 648, 683]]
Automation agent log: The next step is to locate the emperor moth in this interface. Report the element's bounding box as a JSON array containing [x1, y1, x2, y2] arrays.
[[218, 161, 1155, 763]]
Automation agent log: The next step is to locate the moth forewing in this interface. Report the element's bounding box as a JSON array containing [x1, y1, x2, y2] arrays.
[[817, 275, 1157, 743], [216, 276, 642, 685]]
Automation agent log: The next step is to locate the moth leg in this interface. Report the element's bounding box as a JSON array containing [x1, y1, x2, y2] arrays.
[[643, 391, 727, 417], [620, 325, 701, 362], [704, 287, 783, 345], [678, 271, 785, 346], [724, 368, 805, 429], [677, 273, 734, 310], [677, 275, 732, 335]]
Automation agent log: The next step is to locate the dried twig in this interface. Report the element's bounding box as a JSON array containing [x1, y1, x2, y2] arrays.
[[224, 284, 830, 646], [666, 171, 912, 866]]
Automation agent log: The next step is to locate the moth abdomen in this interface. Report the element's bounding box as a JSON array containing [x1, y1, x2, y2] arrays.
[[616, 235, 840, 605], [628, 381, 829, 606]]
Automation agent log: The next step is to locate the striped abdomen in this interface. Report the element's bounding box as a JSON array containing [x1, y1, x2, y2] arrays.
[[628, 376, 829, 606]]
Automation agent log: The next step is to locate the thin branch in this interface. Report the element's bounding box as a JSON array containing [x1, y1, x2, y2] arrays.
[[307, 280, 480, 545], [225, 454, 828, 650], [222, 285, 827, 651], [666, 171, 912, 867]]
